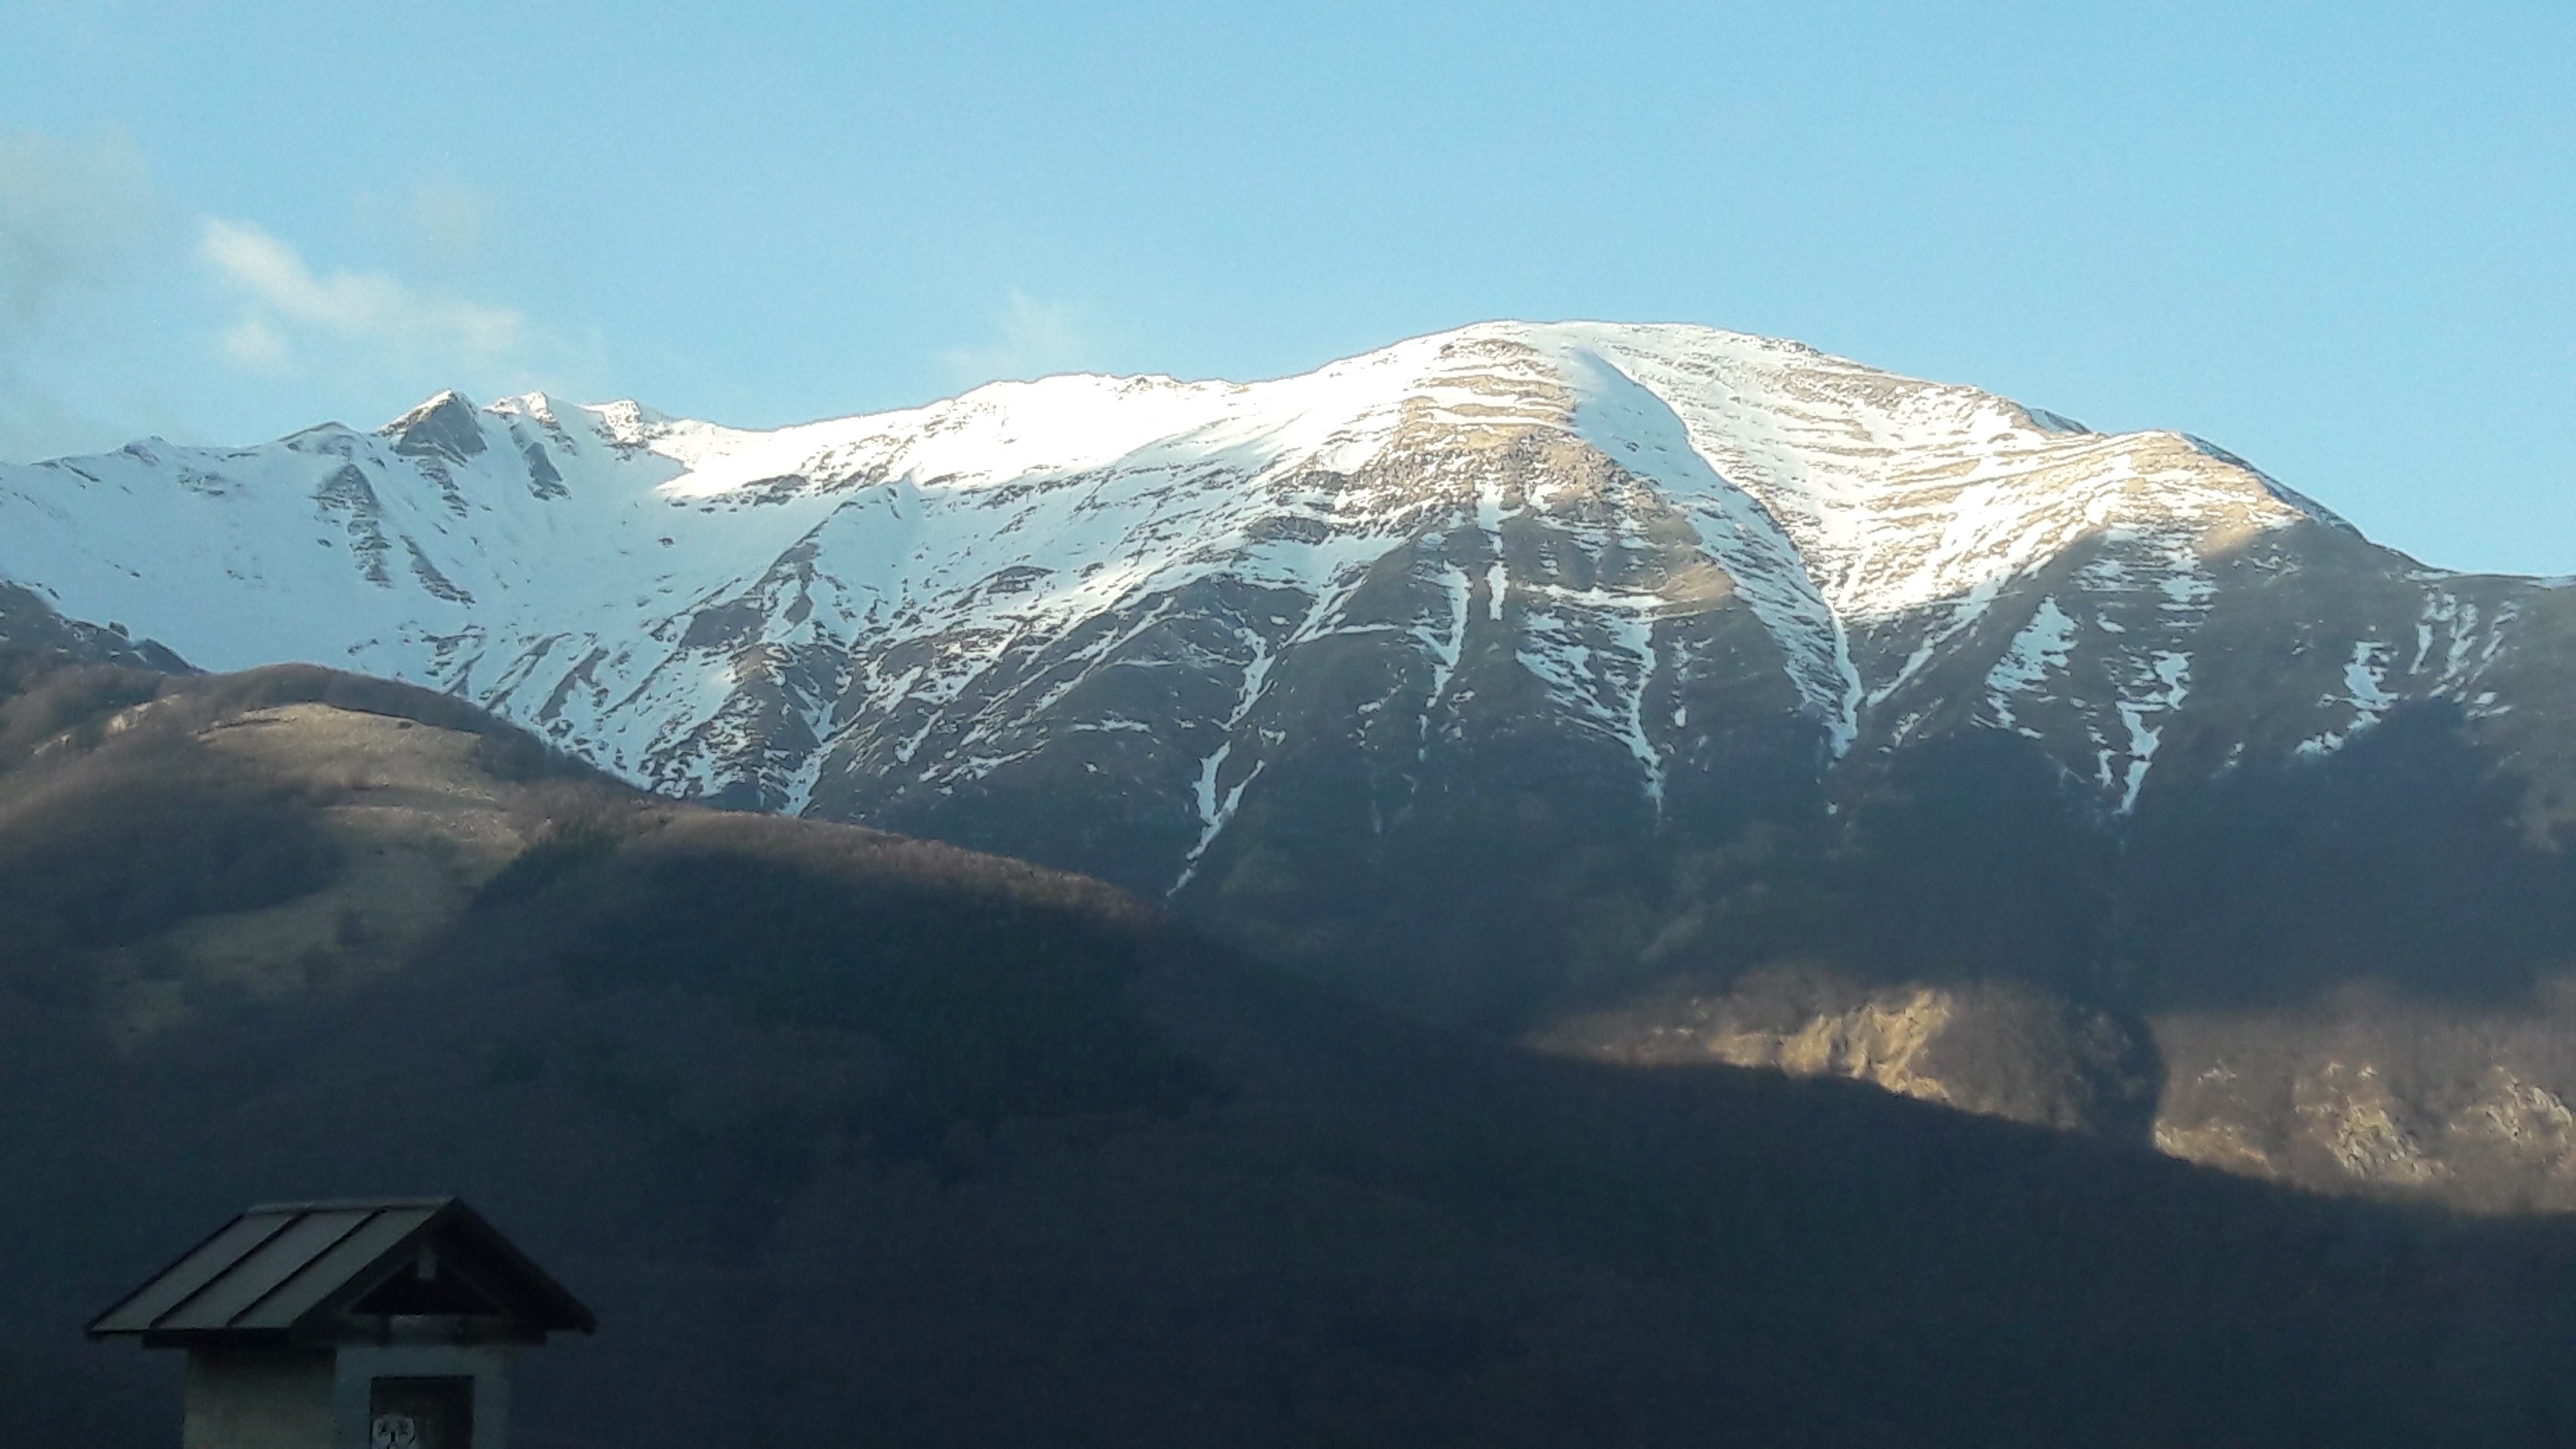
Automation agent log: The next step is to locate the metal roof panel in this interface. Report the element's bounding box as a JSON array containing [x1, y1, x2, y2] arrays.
[[87, 1211, 295, 1335], [235, 1205, 440, 1330], [154, 1209, 374, 1332]]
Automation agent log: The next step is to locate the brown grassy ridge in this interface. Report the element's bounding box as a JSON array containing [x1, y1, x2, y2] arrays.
[[8, 640, 2576, 1445]]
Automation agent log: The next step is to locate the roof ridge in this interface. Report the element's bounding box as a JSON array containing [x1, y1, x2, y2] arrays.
[[242, 1196, 457, 1212]]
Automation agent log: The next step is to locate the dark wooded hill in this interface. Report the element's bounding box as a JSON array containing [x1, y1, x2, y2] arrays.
[[3, 618, 2576, 1445]]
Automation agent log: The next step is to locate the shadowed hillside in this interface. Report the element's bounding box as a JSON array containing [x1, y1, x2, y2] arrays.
[[2, 622, 2576, 1444], [1534, 699, 2576, 1208]]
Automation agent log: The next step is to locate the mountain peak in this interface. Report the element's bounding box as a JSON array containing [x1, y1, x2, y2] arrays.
[[0, 319, 2548, 847], [381, 390, 489, 463], [488, 390, 572, 425]]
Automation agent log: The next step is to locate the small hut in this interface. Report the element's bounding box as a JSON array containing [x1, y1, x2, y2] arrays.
[[89, 1197, 593, 1449]]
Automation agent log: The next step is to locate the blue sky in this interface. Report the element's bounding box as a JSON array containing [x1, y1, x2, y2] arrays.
[[1, 1, 2568, 573]]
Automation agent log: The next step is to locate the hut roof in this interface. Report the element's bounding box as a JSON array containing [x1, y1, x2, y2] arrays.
[[88, 1198, 594, 1343]]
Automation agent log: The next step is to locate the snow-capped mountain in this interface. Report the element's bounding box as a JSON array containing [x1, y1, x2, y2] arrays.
[[2, 322, 2562, 891], [12, 320, 2576, 1206]]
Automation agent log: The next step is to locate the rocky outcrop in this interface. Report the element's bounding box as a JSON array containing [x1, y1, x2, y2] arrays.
[[1535, 969, 2160, 1136], [2150, 1000, 2576, 1211], [0, 583, 189, 675]]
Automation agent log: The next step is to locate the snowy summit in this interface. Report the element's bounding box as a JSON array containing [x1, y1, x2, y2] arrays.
[[0, 322, 2554, 896]]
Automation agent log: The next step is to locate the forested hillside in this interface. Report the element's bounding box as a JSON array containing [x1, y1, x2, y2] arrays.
[[4, 597, 2576, 1446]]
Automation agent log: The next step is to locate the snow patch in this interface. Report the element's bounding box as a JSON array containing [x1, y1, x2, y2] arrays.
[[2114, 651, 2191, 814], [1984, 596, 2077, 730], [2297, 641, 2396, 757]]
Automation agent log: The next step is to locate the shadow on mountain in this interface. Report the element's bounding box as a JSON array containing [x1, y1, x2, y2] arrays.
[[1403, 699, 2576, 1029], [1673, 701, 2575, 1012], [19, 818, 2576, 1447], [1178, 698, 2576, 1081], [2124, 699, 2576, 1010], [4, 646, 2576, 1443], [1496, 695, 2576, 1208], [1189, 702, 1829, 1036]]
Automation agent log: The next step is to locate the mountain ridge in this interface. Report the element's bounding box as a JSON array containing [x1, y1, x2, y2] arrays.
[[1, 320, 2536, 844], [11, 323, 2576, 1211]]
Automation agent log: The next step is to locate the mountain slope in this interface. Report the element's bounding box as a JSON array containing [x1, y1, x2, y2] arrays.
[[12, 323, 2562, 860], [7, 646, 2576, 1447], [7, 323, 2576, 1207]]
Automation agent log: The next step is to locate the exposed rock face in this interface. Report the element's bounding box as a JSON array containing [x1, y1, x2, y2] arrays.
[[1534, 969, 2160, 1135], [1544, 968, 2576, 1216], [0, 582, 190, 674], [2152, 999, 2576, 1210]]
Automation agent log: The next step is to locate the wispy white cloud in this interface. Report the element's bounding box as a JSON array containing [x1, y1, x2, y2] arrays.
[[0, 129, 165, 461], [217, 315, 291, 373], [0, 130, 153, 338], [198, 216, 525, 373], [934, 291, 1097, 386], [0, 129, 602, 462]]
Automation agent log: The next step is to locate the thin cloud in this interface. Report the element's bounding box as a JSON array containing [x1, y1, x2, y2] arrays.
[[354, 173, 497, 270], [0, 131, 601, 462], [217, 316, 291, 373], [935, 292, 1097, 386], [0, 129, 152, 338], [198, 216, 525, 373], [0, 129, 164, 461]]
